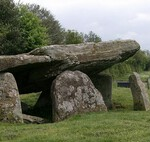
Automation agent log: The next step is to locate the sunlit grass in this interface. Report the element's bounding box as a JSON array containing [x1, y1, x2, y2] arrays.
[[112, 83, 133, 110]]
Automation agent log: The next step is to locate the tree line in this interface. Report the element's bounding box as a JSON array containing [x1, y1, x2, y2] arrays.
[[104, 50, 150, 78], [0, 0, 101, 55], [0, 0, 150, 76]]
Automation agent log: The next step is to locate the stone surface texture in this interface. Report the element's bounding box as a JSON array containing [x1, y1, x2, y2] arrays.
[[23, 114, 48, 124], [0, 40, 140, 123], [0, 40, 140, 94], [0, 54, 50, 71], [29, 40, 140, 76], [90, 73, 112, 109], [0, 73, 23, 123], [129, 72, 150, 111], [51, 71, 107, 122]]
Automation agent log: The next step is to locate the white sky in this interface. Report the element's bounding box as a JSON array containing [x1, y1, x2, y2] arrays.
[[14, 0, 150, 50]]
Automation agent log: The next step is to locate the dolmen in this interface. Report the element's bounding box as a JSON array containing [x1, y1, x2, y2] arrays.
[[0, 40, 140, 123]]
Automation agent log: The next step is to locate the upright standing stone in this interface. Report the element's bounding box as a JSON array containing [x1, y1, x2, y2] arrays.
[[34, 90, 52, 120], [51, 71, 107, 122], [0, 73, 23, 123], [129, 72, 150, 111], [90, 74, 112, 109]]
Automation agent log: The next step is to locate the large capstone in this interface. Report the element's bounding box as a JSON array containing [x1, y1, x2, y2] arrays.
[[0, 40, 140, 94], [0, 73, 23, 123], [0, 40, 140, 123], [51, 71, 107, 122], [129, 72, 150, 111]]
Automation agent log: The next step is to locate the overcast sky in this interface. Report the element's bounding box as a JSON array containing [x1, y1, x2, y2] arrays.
[[14, 0, 150, 50]]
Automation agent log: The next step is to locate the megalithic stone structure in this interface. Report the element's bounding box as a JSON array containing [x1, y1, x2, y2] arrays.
[[0, 40, 140, 123], [0, 40, 140, 94]]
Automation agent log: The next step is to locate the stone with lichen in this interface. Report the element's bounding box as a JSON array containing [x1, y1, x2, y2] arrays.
[[0, 73, 23, 123], [51, 70, 107, 122], [129, 72, 150, 111], [0, 40, 140, 94]]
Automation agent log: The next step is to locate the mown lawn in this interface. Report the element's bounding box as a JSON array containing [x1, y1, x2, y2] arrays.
[[1, 73, 150, 142], [1, 111, 150, 142]]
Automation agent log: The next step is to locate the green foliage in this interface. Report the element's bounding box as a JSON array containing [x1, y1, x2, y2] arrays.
[[104, 62, 132, 79], [0, 1, 103, 54], [0, 1, 48, 55], [18, 5, 48, 52], [63, 30, 102, 44], [0, 0, 20, 55], [126, 50, 148, 72], [84, 31, 102, 42], [104, 50, 150, 79], [26, 4, 64, 45], [64, 30, 84, 44], [142, 50, 150, 71], [0, 0, 18, 25]]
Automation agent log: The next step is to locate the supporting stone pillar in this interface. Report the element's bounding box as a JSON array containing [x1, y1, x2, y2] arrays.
[[90, 73, 112, 109], [129, 72, 150, 111], [34, 90, 50, 108], [51, 71, 107, 122], [0, 72, 23, 123], [34, 89, 52, 121]]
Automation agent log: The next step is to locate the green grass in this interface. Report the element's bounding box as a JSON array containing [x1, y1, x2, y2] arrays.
[[1, 72, 150, 142], [1, 111, 150, 142], [112, 83, 133, 110], [20, 92, 41, 107]]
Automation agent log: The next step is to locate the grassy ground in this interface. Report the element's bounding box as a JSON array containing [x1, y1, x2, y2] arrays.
[[21, 92, 41, 107], [1, 72, 150, 142], [1, 111, 150, 142], [112, 83, 133, 110]]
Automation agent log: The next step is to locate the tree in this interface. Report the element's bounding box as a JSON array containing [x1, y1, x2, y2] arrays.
[[104, 49, 149, 78], [0, 2, 48, 55], [63, 30, 84, 44], [0, 0, 19, 25], [0, 0, 20, 54], [18, 5, 48, 52], [126, 50, 148, 72], [84, 31, 102, 43], [144, 50, 150, 71], [26, 4, 64, 45]]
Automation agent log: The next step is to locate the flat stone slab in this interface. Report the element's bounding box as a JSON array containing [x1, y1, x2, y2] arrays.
[[23, 114, 48, 124], [29, 40, 140, 75], [0, 40, 140, 94], [0, 54, 50, 72]]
